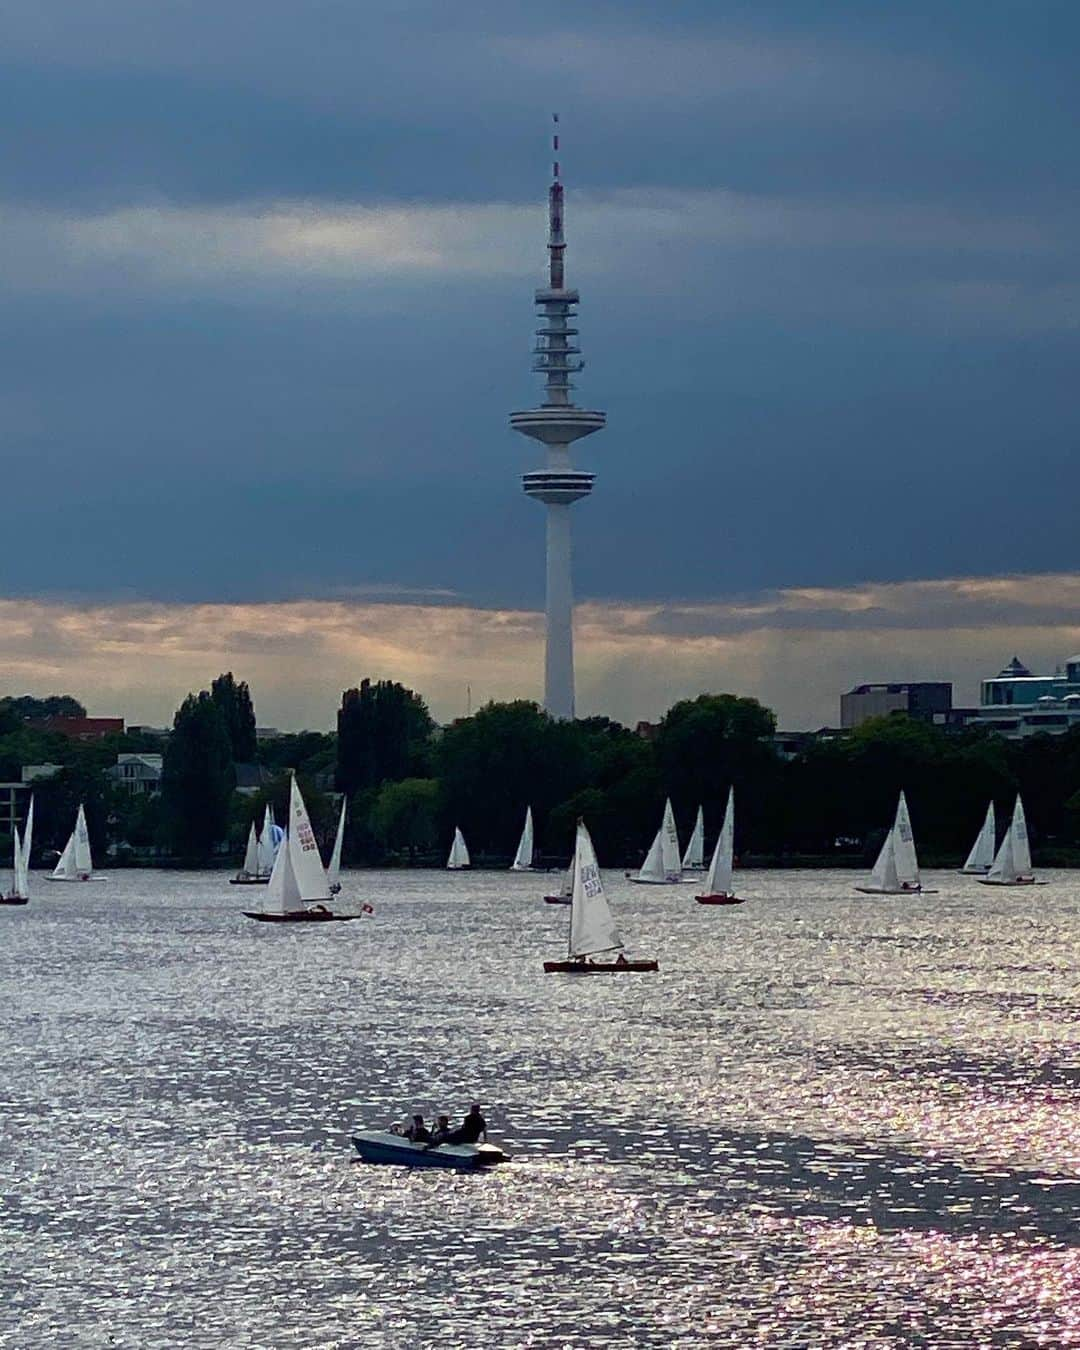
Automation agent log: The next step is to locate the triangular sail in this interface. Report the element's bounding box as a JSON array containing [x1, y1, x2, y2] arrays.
[[265, 819, 302, 913], [892, 791, 920, 888], [256, 805, 278, 877], [327, 797, 346, 890], [241, 823, 259, 876], [988, 795, 1031, 882], [962, 802, 996, 873], [12, 808, 30, 899], [51, 827, 77, 879], [682, 805, 704, 871], [637, 827, 666, 883], [660, 799, 681, 879], [704, 789, 734, 895], [286, 776, 331, 903], [447, 827, 470, 869], [568, 820, 623, 959], [868, 826, 899, 891], [511, 806, 534, 871], [73, 804, 93, 874]]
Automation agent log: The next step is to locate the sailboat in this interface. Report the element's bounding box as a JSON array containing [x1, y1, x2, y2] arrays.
[[327, 797, 346, 895], [978, 795, 1042, 886], [629, 798, 683, 884], [256, 805, 279, 876], [243, 776, 360, 922], [510, 806, 534, 871], [682, 805, 705, 873], [855, 791, 935, 895], [960, 802, 996, 874], [446, 827, 471, 870], [543, 863, 573, 905], [1, 797, 32, 905], [544, 820, 658, 973], [696, 789, 744, 905], [45, 803, 99, 882], [232, 805, 279, 884]]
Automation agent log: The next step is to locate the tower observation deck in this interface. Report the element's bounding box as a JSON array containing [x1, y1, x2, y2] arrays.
[[509, 117, 606, 720]]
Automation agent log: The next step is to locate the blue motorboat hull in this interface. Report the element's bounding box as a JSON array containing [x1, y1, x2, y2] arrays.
[[351, 1131, 508, 1171]]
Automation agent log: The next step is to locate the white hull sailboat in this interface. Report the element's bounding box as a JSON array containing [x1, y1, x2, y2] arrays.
[[510, 806, 534, 872], [696, 789, 744, 905], [45, 803, 100, 882], [544, 820, 657, 973], [978, 795, 1042, 886], [232, 804, 279, 885], [243, 776, 362, 922], [629, 798, 683, 884], [2, 797, 33, 906], [960, 802, 996, 874], [855, 791, 936, 895], [446, 827, 471, 870]]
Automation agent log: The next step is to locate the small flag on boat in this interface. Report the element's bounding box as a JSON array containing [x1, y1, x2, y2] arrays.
[[361, 903, 374, 915]]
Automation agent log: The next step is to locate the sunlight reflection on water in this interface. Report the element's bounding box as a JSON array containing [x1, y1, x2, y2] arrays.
[[2, 868, 1079, 1346]]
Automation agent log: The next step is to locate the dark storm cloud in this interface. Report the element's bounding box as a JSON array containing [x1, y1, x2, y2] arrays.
[[1, 0, 1079, 612]]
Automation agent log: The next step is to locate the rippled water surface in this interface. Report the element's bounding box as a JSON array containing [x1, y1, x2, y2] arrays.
[[3, 868, 1080, 1347]]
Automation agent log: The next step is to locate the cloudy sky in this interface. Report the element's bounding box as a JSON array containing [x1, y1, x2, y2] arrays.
[[2, 0, 1079, 728]]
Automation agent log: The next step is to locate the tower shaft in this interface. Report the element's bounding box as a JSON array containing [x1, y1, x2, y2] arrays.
[[510, 117, 606, 721]]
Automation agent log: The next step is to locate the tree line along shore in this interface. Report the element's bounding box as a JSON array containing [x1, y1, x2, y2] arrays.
[[4, 677, 1080, 870]]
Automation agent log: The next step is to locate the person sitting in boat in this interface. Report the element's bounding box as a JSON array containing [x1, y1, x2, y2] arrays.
[[430, 1114, 452, 1145], [404, 1114, 432, 1143], [447, 1104, 487, 1145]]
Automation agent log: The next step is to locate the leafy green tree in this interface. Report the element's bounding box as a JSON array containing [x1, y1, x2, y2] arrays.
[[336, 679, 434, 795], [0, 694, 87, 721], [162, 692, 235, 858], [210, 672, 257, 763], [370, 778, 441, 858]]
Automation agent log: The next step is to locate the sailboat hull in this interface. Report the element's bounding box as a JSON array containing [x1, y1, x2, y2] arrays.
[[959, 867, 991, 875], [243, 909, 358, 922], [695, 893, 745, 906], [976, 877, 1043, 887], [43, 874, 99, 883], [543, 894, 572, 905], [854, 886, 938, 895], [230, 875, 271, 885], [544, 958, 659, 974], [0, 894, 29, 906], [627, 876, 683, 885]]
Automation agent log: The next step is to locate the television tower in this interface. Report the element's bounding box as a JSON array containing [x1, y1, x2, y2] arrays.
[[510, 116, 606, 721]]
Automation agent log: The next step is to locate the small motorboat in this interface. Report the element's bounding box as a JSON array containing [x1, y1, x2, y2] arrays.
[[351, 1130, 509, 1171], [543, 957, 659, 973]]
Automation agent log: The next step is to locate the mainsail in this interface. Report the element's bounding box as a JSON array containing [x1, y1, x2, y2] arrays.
[[241, 823, 259, 877], [986, 795, 1032, 883], [10, 798, 32, 898], [327, 797, 346, 891], [704, 789, 734, 896], [447, 828, 470, 870], [266, 777, 332, 913], [511, 806, 534, 871], [568, 820, 623, 960], [682, 805, 704, 871], [892, 791, 920, 888], [636, 798, 682, 883], [962, 802, 996, 873], [52, 803, 93, 880], [255, 805, 278, 877]]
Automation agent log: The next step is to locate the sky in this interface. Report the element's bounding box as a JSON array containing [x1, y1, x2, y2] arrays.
[[2, 1, 1079, 728]]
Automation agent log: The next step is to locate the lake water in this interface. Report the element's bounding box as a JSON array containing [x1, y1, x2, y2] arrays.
[[2, 869, 1079, 1348]]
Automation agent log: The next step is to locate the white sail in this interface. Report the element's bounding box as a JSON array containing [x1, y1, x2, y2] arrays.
[[987, 795, 1031, 883], [568, 820, 622, 959], [962, 802, 996, 873], [868, 825, 900, 891], [447, 827, 470, 869], [11, 804, 30, 899], [892, 791, 920, 888], [636, 799, 682, 883], [73, 804, 93, 875], [265, 818, 302, 913], [241, 822, 259, 876], [557, 863, 572, 898], [682, 805, 704, 871], [256, 805, 278, 876], [286, 776, 331, 902], [52, 831, 76, 879], [327, 797, 346, 890], [511, 806, 534, 871], [704, 789, 734, 895], [21, 796, 34, 877]]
